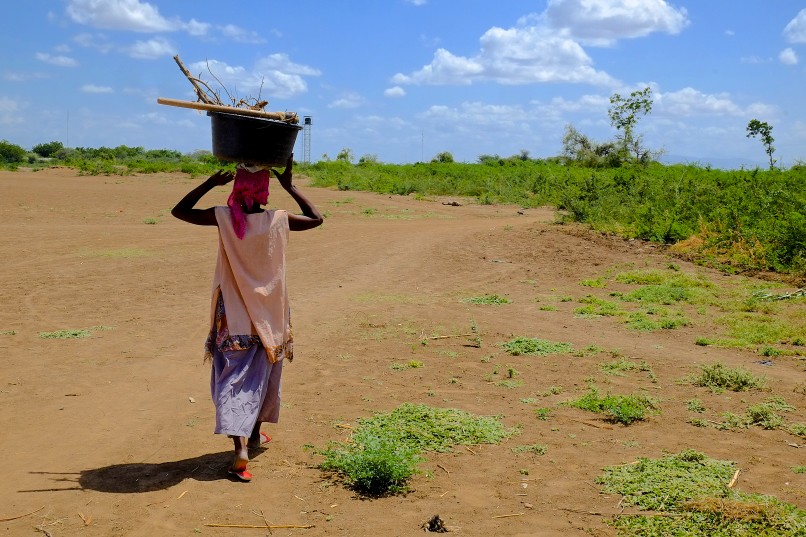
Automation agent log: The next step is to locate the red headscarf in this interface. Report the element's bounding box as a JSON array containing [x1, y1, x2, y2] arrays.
[[227, 165, 270, 239]]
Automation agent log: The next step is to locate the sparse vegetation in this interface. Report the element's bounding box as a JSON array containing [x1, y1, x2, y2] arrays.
[[502, 337, 573, 356], [319, 403, 517, 495], [568, 387, 658, 425], [598, 450, 806, 536], [691, 362, 767, 392], [462, 294, 511, 305]]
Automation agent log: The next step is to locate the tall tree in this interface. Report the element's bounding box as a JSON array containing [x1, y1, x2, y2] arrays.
[[608, 87, 653, 162], [746, 119, 776, 170]]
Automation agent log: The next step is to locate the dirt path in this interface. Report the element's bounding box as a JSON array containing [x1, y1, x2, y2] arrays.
[[0, 168, 803, 536]]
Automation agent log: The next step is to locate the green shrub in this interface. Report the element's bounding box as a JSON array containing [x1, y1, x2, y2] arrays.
[[0, 140, 26, 163], [568, 387, 658, 425], [692, 362, 767, 392], [502, 337, 573, 356]]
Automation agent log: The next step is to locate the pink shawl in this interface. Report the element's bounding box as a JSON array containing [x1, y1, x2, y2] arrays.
[[226, 166, 270, 239]]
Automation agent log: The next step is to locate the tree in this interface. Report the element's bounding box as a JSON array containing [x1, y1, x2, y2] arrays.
[[746, 119, 776, 170], [560, 124, 620, 168], [32, 141, 64, 158], [608, 87, 653, 162], [0, 140, 26, 163], [336, 148, 353, 163], [431, 151, 454, 163]]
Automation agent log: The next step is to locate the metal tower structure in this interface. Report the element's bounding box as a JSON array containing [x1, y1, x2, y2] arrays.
[[302, 116, 312, 164]]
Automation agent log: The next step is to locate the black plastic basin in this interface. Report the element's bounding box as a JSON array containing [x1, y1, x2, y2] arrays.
[[209, 111, 302, 166]]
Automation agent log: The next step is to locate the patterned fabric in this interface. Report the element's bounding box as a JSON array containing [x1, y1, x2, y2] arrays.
[[204, 290, 293, 363], [204, 291, 262, 362]]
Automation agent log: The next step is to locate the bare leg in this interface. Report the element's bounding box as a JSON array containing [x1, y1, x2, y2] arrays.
[[232, 436, 249, 470], [247, 421, 264, 449]]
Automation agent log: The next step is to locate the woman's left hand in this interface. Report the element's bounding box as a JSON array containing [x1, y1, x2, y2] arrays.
[[272, 154, 294, 190]]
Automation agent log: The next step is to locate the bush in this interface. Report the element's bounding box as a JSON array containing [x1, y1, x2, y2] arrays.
[[0, 140, 26, 163], [32, 141, 64, 158]]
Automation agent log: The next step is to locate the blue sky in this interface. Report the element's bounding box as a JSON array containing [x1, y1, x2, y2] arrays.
[[2, 1, 805, 167]]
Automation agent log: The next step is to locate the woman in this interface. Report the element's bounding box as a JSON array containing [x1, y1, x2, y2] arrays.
[[172, 154, 322, 482]]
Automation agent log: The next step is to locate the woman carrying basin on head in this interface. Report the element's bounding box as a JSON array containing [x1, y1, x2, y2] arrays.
[[172, 154, 322, 482]]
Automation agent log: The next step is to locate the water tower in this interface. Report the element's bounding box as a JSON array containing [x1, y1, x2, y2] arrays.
[[303, 116, 312, 164]]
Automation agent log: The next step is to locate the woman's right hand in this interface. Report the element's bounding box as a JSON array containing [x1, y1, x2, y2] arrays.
[[208, 170, 235, 186]]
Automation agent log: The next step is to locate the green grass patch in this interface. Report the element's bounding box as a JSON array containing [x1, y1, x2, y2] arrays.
[[502, 337, 573, 356], [567, 387, 658, 425], [38, 325, 111, 339], [575, 295, 625, 317], [599, 357, 653, 377], [534, 407, 552, 420], [390, 360, 424, 370], [691, 362, 767, 392], [319, 403, 517, 495], [0, 330, 16, 335], [625, 309, 691, 331], [598, 450, 806, 536], [512, 443, 548, 455], [685, 398, 706, 413], [462, 294, 511, 305]]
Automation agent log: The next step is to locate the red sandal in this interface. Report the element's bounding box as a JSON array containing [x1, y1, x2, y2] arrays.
[[228, 466, 253, 482]]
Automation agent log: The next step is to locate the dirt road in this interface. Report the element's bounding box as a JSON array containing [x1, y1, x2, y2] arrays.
[[1, 168, 803, 536]]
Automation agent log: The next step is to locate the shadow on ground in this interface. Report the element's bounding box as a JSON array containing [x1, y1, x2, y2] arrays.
[[24, 449, 270, 493]]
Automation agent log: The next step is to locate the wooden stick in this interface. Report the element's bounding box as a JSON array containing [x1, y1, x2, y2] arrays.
[[0, 506, 44, 522], [156, 98, 298, 123], [437, 464, 450, 475], [172, 55, 216, 104], [570, 418, 614, 430], [492, 513, 524, 519], [427, 333, 475, 340], [727, 469, 740, 488], [204, 523, 314, 529]]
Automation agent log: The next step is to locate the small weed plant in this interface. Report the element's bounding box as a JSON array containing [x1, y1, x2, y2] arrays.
[[692, 362, 767, 392], [502, 337, 573, 356], [512, 443, 548, 455], [319, 403, 516, 495], [463, 294, 510, 305], [568, 387, 658, 425], [598, 449, 806, 536]]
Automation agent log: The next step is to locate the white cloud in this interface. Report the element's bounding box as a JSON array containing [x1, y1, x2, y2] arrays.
[[188, 55, 320, 100], [73, 32, 115, 53], [220, 24, 265, 44], [392, 0, 697, 87], [544, 0, 689, 46], [406, 0, 428, 5], [393, 26, 617, 87], [783, 8, 806, 43], [328, 92, 366, 109], [127, 37, 175, 59], [4, 72, 50, 82], [384, 86, 406, 98], [66, 0, 175, 32], [35, 52, 78, 67], [66, 0, 214, 36], [656, 87, 774, 118], [0, 96, 23, 125], [779, 47, 799, 65], [81, 84, 114, 93], [184, 18, 210, 36]]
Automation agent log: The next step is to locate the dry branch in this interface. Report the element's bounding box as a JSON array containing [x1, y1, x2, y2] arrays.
[[204, 523, 314, 529], [173, 55, 216, 105], [0, 506, 44, 522]]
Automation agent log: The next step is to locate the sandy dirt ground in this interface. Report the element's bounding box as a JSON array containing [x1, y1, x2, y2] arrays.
[[0, 168, 804, 536]]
